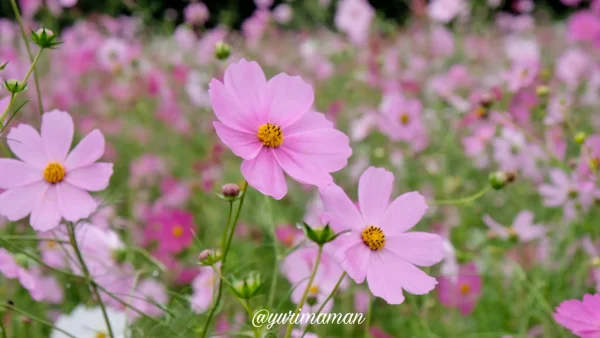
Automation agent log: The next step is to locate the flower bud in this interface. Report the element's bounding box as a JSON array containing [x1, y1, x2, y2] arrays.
[[113, 249, 128, 264], [230, 272, 262, 299], [306, 295, 318, 306], [13, 253, 29, 268], [301, 222, 343, 246], [479, 92, 494, 109], [198, 249, 221, 266], [217, 183, 242, 202], [535, 85, 549, 98], [0, 61, 7, 70], [215, 41, 231, 60], [31, 28, 61, 49], [489, 171, 516, 190], [3, 79, 27, 94], [574, 131, 587, 145]]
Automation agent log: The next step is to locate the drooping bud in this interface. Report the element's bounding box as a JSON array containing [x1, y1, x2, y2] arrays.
[[230, 272, 262, 299], [489, 171, 517, 190], [31, 28, 61, 49], [574, 131, 587, 145], [198, 249, 221, 266], [3, 79, 26, 94], [215, 41, 231, 60], [217, 183, 242, 202]]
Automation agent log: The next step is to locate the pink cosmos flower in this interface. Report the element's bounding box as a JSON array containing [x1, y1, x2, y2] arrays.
[[144, 209, 195, 254], [0, 249, 43, 301], [428, 0, 467, 23], [492, 127, 545, 182], [319, 167, 444, 304], [483, 210, 546, 242], [334, 0, 375, 45], [437, 263, 482, 315], [567, 11, 600, 43], [578, 134, 600, 181], [275, 224, 304, 247], [378, 93, 425, 142], [0, 110, 113, 231], [127, 279, 168, 320], [191, 265, 218, 313], [539, 169, 597, 221], [554, 294, 600, 337], [556, 49, 589, 90], [582, 236, 600, 292], [273, 4, 293, 24], [210, 59, 351, 199], [184, 2, 209, 25]]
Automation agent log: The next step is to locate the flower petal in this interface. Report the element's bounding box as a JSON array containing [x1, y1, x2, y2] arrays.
[[358, 167, 394, 226], [284, 111, 334, 136], [241, 148, 287, 200], [379, 192, 428, 236], [65, 163, 113, 191], [385, 232, 444, 267], [0, 181, 48, 221], [282, 128, 351, 173], [213, 121, 263, 160], [266, 73, 314, 128], [366, 252, 406, 304], [224, 59, 269, 125], [64, 129, 105, 170], [57, 183, 98, 222], [378, 250, 438, 295], [273, 147, 333, 188], [319, 183, 364, 232], [334, 234, 371, 283], [41, 110, 74, 162], [209, 79, 256, 133], [30, 185, 62, 231], [0, 159, 42, 189], [6, 123, 48, 169]]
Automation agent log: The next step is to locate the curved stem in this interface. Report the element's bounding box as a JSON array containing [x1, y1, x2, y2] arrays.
[[299, 272, 346, 338], [1, 304, 76, 338], [0, 49, 43, 126], [430, 185, 491, 205], [284, 245, 323, 338], [8, 0, 44, 115], [67, 223, 115, 338], [201, 184, 248, 338]]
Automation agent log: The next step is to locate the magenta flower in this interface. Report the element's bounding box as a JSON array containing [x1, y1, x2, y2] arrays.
[[210, 59, 351, 199], [554, 294, 600, 337], [319, 167, 443, 304], [483, 210, 547, 242], [0, 110, 113, 231], [437, 263, 482, 315], [144, 209, 195, 253]]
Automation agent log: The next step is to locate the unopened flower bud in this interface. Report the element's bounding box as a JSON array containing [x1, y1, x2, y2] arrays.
[[222, 183, 240, 197], [31, 28, 61, 49], [301, 223, 342, 246], [231, 272, 262, 299], [489, 171, 516, 190], [536, 85, 549, 98], [306, 295, 318, 306], [574, 131, 587, 145], [3, 79, 26, 94], [198, 249, 221, 266], [215, 41, 231, 60]]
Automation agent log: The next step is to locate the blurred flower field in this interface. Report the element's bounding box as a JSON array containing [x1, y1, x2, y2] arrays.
[[1, 0, 600, 337]]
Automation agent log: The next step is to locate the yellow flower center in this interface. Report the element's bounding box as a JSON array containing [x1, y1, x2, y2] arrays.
[[96, 333, 107, 338], [43, 162, 66, 184], [361, 225, 386, 251], [309, 285, 320, 295], [46, 240, 57, 249], [257, 123, 283, 147], [591, 256, 600, 267], [171, 225, 184, 238], [459, 283, 470, 295], [400, 113, 411, 125]]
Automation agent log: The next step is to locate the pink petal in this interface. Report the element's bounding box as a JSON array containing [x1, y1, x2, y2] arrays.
[[482, 215, 509, 238], [388, 255, 438, 295], [30, 185, 62, 231], [583, 294, 600, 318], [0, 181, 48, 221], [284, 111, 334, 136], [273, 147, 333, 188], [335, 234, 371, 283], [64, 129, 105, 170], [57, 183, 98, 222], [266, 73, 314, 128], [18, 269, 36, 293], [549, 169, 570, 189], [282, 128, 351, 172], [65, 163, 113, 191], [514, 210, 534, 229], [319, 183, 364, 232], [0, 249, 19, 278], [6, 123, 48, 169], [213, 121, 263, 160], [379, 192, 428, 236], [223, 59, 269, 125], [366, 252, 405, 304], [359, 167, 394, 225], [241, 148, 287, 200], [0, 159, 42, 189], [385, 232, 444, 267], [209, 79, 256, 133], [41, 110, 74, 162]]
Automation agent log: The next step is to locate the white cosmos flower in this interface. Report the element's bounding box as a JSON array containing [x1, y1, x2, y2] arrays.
[[51, 306, 127, 338]]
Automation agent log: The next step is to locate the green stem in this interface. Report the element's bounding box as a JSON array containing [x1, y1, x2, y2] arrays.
[[0, 49, 43, 126], [364, 294, 372, 338], [67, 223, 115, 338], [245, 299, 260, 338], [1, 305, 76, 338], [0, 235, 69, 244], [201, 183, 248, 338], [284, 245, 323, 338], [431, 185, 491, 205], [8, 0, 44, 115], [299, 272, 346, 338], [0, 311, 7, 338]]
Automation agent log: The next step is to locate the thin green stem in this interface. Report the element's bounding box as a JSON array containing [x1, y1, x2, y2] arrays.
[[430, 185, 491, 205], [245, 299, 260, 338], [1, 305, 76, 338], [201, 184, 248, 338], [284, 245, 323, 338], [8, 0, 44, 115], [364, 294, 372, 338], [0, 49, 43, 126], [0, 235, 69, 244], [67, 223, 115, 338], [299, 272, 346, 338], [0, 311, 7, 338]]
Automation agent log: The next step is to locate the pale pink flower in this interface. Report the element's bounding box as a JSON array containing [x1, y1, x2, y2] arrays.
[[0, 111, 113, 231], [320, 167, 444, 304], [0, 248, 43, 301], [191, 265, 218, 313], [210, 59, 351, 199], [483, 210, 546, 242], [273, 4, 293, 24], [492, 127, 545, 181], [334, 0, 374, 45], [127, 279, 168, 319], [438, 263, 482, 315], [554, 294, 600, 337], [378, 93, 425, 142], [538, 169, 596, 221], [184, 2, 209, 25], [556, 49, 589, 90], [428, 0, 467, 23]]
